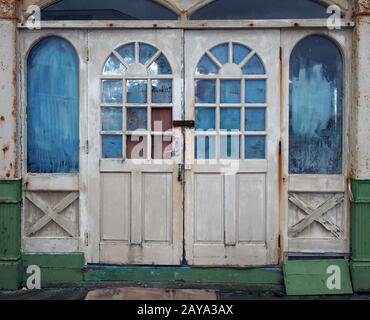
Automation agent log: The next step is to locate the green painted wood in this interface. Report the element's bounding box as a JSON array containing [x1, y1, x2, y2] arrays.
[[0, 180, 22, 203], [351, 179, 370, 203], [351, 202, 370, 261], [22, 267, 84, 285], [0, 203, 21, 260], [350, 261, 370, 292], [22, 253, 85, 268], [284, 260, 353, 296], [0, 259, 22, 290]]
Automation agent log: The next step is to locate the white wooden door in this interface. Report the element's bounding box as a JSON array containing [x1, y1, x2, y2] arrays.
[[184, 30, 280, 266], [87, 30, 183, 265]]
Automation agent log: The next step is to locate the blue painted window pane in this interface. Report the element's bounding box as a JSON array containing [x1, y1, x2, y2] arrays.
[[196, 54, 220, 75], [245, 80, 266, 103], [102, 80, 123, 104], [220, 108, 241, 131], [148, 53, 172, 75], [233, 43, 251, 65], [221, 80, 241, 103], [195, 136, 216, 160], [152, 80, 172, 103], [221, 136, 240, 159], [289, 36, 343, 174], [210, 43, 229, 65], [116, 43, 135, 65], [139, 43, 158, 65], [245, 136, 265, 159], [102, 135, 122, 158], [195, 80, 216, 103], [195, 108, 216, 131], [103, 54, 125, 75], [27, 37, 79, 173], [126, 80, 147, 103], [242, 55, 265, 74], [245, 108, 265, 131], [102, 108, 122, 131], [127, 108, 147, 130]]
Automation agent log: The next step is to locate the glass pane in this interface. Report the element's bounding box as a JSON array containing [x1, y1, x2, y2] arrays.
[[210, 43, 229, 65], [126, 135, 147, 159], [27, 37, 79, 173], [245, 80, 266, 103], [151, 108, 172, 132], [221, 80, 241, 103], [116, 43, 135, 65], [102, 80, 123, 104], [152, 135, 172, 159], [233, 43, 251, 65], [102, 107, 122, 131], [190, 0, 331, 20], [221, 136, 240, 159], [103, 54, 125, 75], [196, 54, 220, 75], [245, 136, 265, 159], [245, 108, 265, 131], [195, 80, 216, 104], [126, 80, 147, 103], [195, 108, 216, 131], [102, 135, 122, 158], [152, 80, 172, 103], [220, 108, 241, 131], [148, 53, 172, 75], [242, 55, 265, 74], [127, 108, 147, 131], [289, 36, 343, 174], [195, 136, 216, 160], [139, 43, 157, 65], [42, 0, 179, 20]]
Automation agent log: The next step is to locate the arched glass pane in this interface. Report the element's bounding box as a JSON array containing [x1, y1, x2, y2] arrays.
[[148, 53, 172, 75], [42, 0, 178, 20], [191, 0, 332, 20], [116, 43, 135, 65], [103, 54, 125, 75], [27, 36, 79, 173], [289, 36, 343, 174], [233, 43, 251, 65], [242, 55, 265, 75], [196, 54, 220, 75], [139, 43, 158, 65], [210, 43, 229, 65]]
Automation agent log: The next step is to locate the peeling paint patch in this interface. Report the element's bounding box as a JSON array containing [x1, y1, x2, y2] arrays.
[[0, 0, 16, 19]]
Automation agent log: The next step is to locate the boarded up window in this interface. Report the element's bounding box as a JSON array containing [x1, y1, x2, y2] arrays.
[[289, 35, 343, 174], [27, 36, 79, 173]]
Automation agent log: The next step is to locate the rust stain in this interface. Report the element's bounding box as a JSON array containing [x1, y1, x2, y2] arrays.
[[0, 115, 4, 122]]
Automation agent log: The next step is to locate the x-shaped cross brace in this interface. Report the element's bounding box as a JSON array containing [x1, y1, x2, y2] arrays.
[[26, 192, 79, 237], [288, 193, 344, 239]]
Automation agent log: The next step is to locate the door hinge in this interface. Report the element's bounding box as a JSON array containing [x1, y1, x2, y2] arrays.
[[84, 232, 89, 246], [85, 140, 89, 154], [279, 46, 282, 61], [278, 235, 281, 248], [178, 163, 184, 182], [86, 47, 90, 62], [279, 140, 282, 155]]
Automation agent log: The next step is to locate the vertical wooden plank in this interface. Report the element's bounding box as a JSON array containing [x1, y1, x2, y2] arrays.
[[224, 174, 236, 245], [131, 171, 142, 245]]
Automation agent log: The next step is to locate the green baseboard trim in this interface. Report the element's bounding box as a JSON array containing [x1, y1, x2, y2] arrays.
[[351, 179, 370, 203], [22, 253, 85, 269], [284, 259, 353, 296], [0, 203, 21, 260], [0, 180, 22, 204], [350, 261, 370, 293], [0, 259, 22, 290]]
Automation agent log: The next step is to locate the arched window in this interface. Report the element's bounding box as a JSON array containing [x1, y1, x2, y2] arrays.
[[27, 36, 79, 173], [100, 42, 173, 159], [289, 35, 343, 174], [194, 42, 267, 160]]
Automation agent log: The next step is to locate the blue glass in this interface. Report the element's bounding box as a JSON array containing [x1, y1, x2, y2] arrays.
[[221, 80, 241, 103], [102, 80, 123, 104], [196, 54, 220, 75], [195, 80, 216, 103], [221, 136, 240, 159], [210, 43, 229, 65], [195, 108, 216, 131], [102, 135, 122, 158], [102, 108, 122, 131], [139, 43, 157, 65], [245, 108, 265, 131], [245, 136, 265, 159], [126, 80, 147, 103], [242, 55, 265, 74], [148, 53, 172, 75], [127, 108, 147, 130], [289, 35, 343, 174], [116, 43, 135, 65], [103, 54, 125, 75], [220, 108, 241, 131], [27, 37, 79, 173], [245, 80, 266, 103], [152, 79, 172, 103], [233, 43, 251, 65], [195, 136, 216, 159]]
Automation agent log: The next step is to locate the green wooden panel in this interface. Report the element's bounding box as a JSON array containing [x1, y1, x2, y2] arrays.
[[0, 259, 22, 290], [284, 260, 353, 296], [22, 267, 84, 285], [22, 253, 85, 268], [0, 203, 21, 260], [0, 180, 22, 203], [351, 202, 370, 261], [351, 179, 370, 203], [350, 261, 370, 292]]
